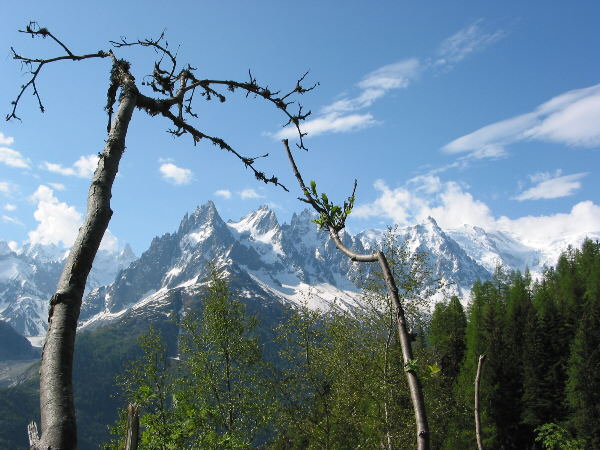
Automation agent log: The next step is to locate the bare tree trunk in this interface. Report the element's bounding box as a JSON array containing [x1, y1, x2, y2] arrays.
[[125, 403, 140, 450], [329, 230, 429, 449], [282, 139, 429, 449], [475, 354, 486, 450], [33, 88, 137, 449]]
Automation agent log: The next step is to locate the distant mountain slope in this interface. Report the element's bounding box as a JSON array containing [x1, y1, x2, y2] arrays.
[[0, 320, 39, 361], [2, 201, 598, 338], [0, 240, 135, 336]]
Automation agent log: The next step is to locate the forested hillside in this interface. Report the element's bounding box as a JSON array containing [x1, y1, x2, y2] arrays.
[[1, 239, 598, 448], [105, 240, 599, 449]]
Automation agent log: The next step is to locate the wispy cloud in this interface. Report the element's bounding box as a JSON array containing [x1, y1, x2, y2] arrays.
[[3, 203, 16, 211], [435, 20, 506, 69], [514, 171, 587, 201], [0, 147, 30, 169], [2, 215, 23, 226], [240, 188, 264, 199], [41, 154, 99, 178], [324, 59, 421, 114], [48, 182, 66, 191], [275, 21, 504, 140], [159, 162, 193, 185], [0, 181, 11, 194], [444, 83, 600, 158], [214, 189, 232, 199], [352, 176, 600, 249], [276, 113, 377, 139]]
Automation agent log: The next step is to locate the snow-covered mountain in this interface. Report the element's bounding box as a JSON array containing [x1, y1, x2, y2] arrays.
[[75, 203, 492, 334], [1, 201, 597, 340], [0, 241, 136, 337]]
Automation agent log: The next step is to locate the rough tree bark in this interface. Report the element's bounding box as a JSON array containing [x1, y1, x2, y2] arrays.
[[282, 139, 430, 450], [9, 23, 314, 449], [475, 354, 486, 450], [125, 403, 140, 450], [38, 87, 136, 448]]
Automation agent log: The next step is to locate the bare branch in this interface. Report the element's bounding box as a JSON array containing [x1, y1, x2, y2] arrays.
[[7, 24, 110, 121], [282, 139, 355, 231]]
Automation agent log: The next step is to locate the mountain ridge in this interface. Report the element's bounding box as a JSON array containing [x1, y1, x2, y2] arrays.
[[2, 201, 598, 340]]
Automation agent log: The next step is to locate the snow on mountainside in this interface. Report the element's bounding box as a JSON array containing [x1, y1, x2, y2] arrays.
[[2, 201, 598, 339], [78, 203, 490, 333], [0, 240, 136, 337], [447, 225, 600, 276]]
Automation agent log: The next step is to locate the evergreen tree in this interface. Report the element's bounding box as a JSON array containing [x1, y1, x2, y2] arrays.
[[429, 296, 467, 379], [566, 241, 600, 448]]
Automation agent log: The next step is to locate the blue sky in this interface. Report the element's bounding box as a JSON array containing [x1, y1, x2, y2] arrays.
[[1, 1, 599, 255]]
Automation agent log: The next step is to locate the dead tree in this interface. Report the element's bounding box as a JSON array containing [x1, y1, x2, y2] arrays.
[[282, 139, 430, 450], [124, 403, 139, 450], [475, 354, 486, 450], [8, 23, 314, 449]]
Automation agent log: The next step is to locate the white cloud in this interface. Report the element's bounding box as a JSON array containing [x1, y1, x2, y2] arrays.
[[48, 182, 66, 191], [0, 181, 10, 194], [27, 184, 118, 251], [159, 163, 193, 185], [322, 59, 421, 115], [514, 171, 587, 201], [2, 215, 23, 226], [496, 201, 600, 249], [276, 112, 377, 139], [353, 177, 494, 230], [0, 147, 30, 169], [0, 132, 15, 146], [7, 241, 19, 252], [277, 59, 419, 139], [214, 189, 232, 199], [444, 83, 600, 158], [240, 188, 264, 199], [3, 203, 16, 211], [274, 23, 503, 141], [28, 185, 82, 247], [435, 20, 506, 68], [41, 154, 99, 178], [73, 155, 100, 178], [353, 176, 600, 252]]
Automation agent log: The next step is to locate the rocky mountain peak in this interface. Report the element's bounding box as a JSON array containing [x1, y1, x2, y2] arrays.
[[231, 204, 280, 237], [178, 201, 226, 237]]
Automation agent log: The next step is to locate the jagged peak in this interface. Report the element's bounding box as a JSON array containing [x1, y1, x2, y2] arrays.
[[230, 204, 280, 236], [0, 241, 14, 257], [118, 243, 136, 262], [179, 201, 225, 235]]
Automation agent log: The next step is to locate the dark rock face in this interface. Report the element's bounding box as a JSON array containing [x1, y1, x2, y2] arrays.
[[0, 320, 39, 361]]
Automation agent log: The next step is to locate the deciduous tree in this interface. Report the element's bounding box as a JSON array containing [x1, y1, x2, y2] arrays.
[[9, 23, 314, 449]]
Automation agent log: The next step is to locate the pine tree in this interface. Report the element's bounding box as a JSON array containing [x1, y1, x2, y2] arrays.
[[429, 296, 467, 380], [566, 241, 600, 448]]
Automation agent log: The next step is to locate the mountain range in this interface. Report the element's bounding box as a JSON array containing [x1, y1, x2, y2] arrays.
[[1, 201, 598, 344]]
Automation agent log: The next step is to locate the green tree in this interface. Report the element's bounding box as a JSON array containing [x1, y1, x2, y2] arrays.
[[106, 268, 274, 449], [566, 242, 600, 448], [429, 296, 467, 380], [9, 25, 312, 449]]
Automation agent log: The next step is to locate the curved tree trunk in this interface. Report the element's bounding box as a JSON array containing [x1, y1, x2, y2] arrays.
[[328, 227, 430, 450], [282, 139, 429, 449], [34, 87, 137, 449]]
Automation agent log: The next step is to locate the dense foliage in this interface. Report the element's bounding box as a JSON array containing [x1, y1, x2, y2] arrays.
[[1, 239, 598, 448], [109, 239, 600, 449]]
